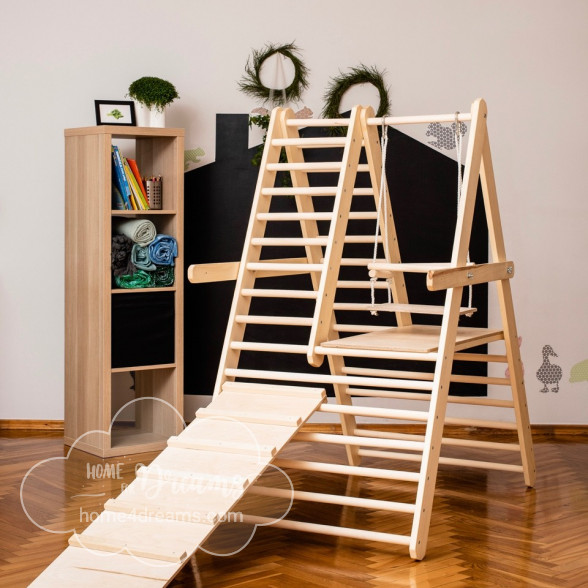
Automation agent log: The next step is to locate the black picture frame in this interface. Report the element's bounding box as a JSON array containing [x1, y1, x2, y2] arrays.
[[94, 100, 136, 126]]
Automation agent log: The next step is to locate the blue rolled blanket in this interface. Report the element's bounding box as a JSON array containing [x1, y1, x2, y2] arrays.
[[131, 243, 156, 271], [148, 234, 178, 266]]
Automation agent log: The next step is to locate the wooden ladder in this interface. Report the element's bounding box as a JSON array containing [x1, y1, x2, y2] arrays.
[[205, 98, 535, 560]]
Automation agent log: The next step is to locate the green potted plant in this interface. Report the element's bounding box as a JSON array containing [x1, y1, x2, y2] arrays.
[[127, 76, 179, 128]]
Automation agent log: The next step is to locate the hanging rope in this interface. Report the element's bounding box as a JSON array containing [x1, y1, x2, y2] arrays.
[[369, 120, 392, 315], [455, 112, 473, 314]]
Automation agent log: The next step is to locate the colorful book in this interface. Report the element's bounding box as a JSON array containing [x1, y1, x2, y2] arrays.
[[123, 158, 150, 210], [126, 158, 149, 205], [111, 183, 126, 210], [122, 159, 143, 209], [112, 146, 132, 210]]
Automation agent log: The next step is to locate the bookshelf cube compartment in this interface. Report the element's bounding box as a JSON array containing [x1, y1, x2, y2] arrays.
[[111, 292, 175, 368], [110, 368, 183, 452]]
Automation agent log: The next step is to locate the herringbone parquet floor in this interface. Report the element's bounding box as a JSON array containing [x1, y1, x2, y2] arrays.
[[1, 429, 587, 587]]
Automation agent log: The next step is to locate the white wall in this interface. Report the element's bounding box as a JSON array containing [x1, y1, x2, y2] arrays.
[[1, 0, 587, 424]]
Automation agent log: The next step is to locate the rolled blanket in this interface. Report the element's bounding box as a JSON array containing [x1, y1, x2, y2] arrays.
[[148, 234, 178, 266], [114, 270, 154, 289], [153, 266, 175, 287], [114, 218, 157, 246], [131, 243, 156, 271], [111, 234, 136, 277]]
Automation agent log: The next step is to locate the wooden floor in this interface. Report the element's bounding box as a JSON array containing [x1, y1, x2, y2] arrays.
[[1, 429, 587, 587]]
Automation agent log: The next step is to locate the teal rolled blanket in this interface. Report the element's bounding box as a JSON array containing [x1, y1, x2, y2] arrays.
[[131, 244, 156, 271]]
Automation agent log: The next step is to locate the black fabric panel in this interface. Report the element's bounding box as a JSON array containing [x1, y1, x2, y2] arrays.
[[111, 292, 175, 369], [184, 115, 488, 395]]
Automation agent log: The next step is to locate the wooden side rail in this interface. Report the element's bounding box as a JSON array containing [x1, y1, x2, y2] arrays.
[[187, 258, 309, 283], [426, 261, 514, 291]]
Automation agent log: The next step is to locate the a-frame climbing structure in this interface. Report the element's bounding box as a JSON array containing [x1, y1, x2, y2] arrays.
[[33, 99, 535, 586]]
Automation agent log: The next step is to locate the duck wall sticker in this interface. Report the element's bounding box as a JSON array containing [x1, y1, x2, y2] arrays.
[[536, 345, 563, 393]]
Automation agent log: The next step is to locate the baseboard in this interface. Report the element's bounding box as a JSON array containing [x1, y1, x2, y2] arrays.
[[2, 418, 587, 439], [0, 419, 65, 430]]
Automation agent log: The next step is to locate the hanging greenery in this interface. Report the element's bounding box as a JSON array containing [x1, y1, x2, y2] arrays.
[[238, 42, 310, 106], [321, 65, 390, 123]]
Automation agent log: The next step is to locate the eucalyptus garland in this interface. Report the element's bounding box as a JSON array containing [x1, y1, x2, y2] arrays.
[[321, 65, 390, 120], [238, 42, 309, 106]]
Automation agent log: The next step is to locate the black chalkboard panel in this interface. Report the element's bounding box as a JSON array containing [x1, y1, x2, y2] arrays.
[[111, 292, 175, 369], [184, 115, 488, 395]]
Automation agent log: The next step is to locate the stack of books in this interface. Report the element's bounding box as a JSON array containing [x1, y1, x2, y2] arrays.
[[111, 145, 150, 210]]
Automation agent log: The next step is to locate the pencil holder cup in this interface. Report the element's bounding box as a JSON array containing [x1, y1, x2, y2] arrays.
[[146, 179, 162, 209]]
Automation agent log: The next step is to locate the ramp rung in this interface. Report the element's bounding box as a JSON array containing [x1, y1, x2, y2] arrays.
[[68, 533, 187, 563], [197, 406, 302, 426], [249, 486, 416, 513], [167, 435, 277, 457], [241, 288, 318, 299], [230, 341, 309, 354], [136, 465, 250, 489], [222, 381, 326, 399], [251, 237, 328, 246], [104, 498, 219, 525], [235, 314, 313, 326]]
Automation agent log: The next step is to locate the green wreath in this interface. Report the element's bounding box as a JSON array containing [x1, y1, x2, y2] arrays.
[[321, 65, 390, 121], [238, 42, 309, 106]]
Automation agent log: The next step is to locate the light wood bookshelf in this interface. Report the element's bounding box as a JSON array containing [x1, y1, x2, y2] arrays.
[[64, 126, 185, 457]]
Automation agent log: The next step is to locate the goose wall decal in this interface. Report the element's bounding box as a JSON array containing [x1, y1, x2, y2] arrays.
[[536, 345, 563, 393]]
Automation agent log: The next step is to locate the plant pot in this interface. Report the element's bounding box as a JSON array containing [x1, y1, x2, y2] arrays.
[[134, 102, 166, 128], [150, 108, 165, 128]]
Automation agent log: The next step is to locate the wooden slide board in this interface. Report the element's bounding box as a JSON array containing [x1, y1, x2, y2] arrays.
[[31, 385, 325, 586]]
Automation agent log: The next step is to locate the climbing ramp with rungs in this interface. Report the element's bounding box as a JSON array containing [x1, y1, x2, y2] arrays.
[[34, 98, 535, 585], [31, 385, 326, 586]]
